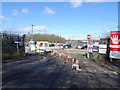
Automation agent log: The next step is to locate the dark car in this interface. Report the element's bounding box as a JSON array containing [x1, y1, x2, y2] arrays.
[[63, 44, 72, 48], [49, 44, 55, 47], [81, 45, 87, 49]]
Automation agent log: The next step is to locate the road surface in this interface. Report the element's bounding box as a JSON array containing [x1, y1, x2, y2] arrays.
[[2, 48, 120, 88]]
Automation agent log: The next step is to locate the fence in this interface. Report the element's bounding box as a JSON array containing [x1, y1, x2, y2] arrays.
[[88, 38, 110, 61]]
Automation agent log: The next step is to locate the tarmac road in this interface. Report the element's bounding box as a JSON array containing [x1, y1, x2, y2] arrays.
[[2, 48, 120, 88]]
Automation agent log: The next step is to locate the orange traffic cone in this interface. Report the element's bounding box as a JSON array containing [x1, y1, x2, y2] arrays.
[[65, 56, 69, 62]]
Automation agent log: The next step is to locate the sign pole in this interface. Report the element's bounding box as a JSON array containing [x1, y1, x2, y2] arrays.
[[87, 39, 89, 58], [87, 34, 91, 58], [17, 43, 19, 55], [110, 58, 112, 62]]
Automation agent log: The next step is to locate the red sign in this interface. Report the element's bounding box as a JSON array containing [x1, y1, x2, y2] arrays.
[[110, 31, 120, 51], [88, 45, 93, 49], [87, 34, 91, 39]]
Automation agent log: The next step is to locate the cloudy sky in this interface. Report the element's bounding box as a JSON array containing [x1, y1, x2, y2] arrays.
[[1, 0, 118, 40]]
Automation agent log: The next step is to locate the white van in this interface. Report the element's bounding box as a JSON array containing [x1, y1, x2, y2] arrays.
[[36, 41, 52, 53]]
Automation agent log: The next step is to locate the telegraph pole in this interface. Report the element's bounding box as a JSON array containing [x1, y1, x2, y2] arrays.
[[32, 25, 33, 40]]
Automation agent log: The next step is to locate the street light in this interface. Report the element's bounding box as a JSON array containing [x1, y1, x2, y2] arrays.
[[32, 25, 33, 40]]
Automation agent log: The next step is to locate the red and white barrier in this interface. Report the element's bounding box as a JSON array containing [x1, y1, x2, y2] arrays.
[[72, 58, 79, 71], [72, 64, 79, 70], [72, 58, 79, 64]]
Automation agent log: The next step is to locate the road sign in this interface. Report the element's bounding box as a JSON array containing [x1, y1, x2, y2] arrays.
[[87, 34, 91, 39], [99, 44, 107, 54], [110, 31, 120, 59]]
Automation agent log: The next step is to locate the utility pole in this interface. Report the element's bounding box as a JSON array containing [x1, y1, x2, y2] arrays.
[[23, 34, 26, 56], [32, 25, 33, 40], [17, 43, 19, 55]]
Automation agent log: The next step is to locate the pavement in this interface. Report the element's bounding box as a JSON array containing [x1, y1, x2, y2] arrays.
[[2, 48, 120, 88]]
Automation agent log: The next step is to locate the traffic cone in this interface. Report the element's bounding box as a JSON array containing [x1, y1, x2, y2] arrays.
[[59, 54, 62, 58], [72, 58, 76, 63], [72, 58, 79, 64], [65, 56, 69, 62]]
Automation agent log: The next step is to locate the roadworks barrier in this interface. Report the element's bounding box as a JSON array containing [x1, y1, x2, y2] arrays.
[[72, 58, 79, 71]]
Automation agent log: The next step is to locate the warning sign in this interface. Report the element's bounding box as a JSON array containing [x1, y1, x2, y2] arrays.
[[110, 31, 120, 59]]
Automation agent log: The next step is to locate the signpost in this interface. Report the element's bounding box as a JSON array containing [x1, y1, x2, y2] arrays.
[[87, 34, 91, 58], [87, 34, 91, 40], [15, 39, 22, 55], [110, 31, 120, 61]]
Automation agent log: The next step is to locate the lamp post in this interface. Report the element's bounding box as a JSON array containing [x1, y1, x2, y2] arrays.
[[32, 25, 33, 40]]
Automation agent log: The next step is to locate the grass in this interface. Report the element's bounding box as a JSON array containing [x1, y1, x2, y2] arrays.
[[2, 53, 28, 63]]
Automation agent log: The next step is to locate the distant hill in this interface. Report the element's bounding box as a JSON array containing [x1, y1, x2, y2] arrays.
[[25, 34, 66, 43]]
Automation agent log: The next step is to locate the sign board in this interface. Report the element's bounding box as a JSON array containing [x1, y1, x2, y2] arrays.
[[15, 41, 21, 43], [93, 46, 99, 51], [95, 42, 99, 46], [88, 45, 93, 49], [93, 42, 99, 51], [15, 38, 21, 44], [110, 31, 120, 59], [99, 44, 107, 49], [99, 49, 107, 54], [99, 44, 107, 54], [88, 45, 93, 53], [87, 34, 91, 39]]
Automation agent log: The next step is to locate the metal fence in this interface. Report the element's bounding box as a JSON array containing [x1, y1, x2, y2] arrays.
[[88, 38, 110, 61]]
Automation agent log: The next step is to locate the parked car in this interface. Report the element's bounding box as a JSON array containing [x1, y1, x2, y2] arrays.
[[81, 45, 87, 49], [76, 45, 82, 49], [63, 44, 72, 48], [58, 44, 63, 46], [49, 44, 55, 47]]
